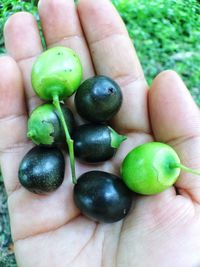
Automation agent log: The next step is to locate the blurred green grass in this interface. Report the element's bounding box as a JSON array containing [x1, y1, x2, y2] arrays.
[[0, 0, 200, 266], [113, 0, 200, 105]]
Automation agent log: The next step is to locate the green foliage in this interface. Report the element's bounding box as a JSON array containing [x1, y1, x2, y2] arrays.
[[112, 0, 200, 105]]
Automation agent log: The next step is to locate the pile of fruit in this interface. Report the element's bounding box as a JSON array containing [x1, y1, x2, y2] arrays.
[[18, 47, 200, 223]]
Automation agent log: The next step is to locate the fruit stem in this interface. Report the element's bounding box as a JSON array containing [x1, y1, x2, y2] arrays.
[[109, 126, 127, 149], [171, 163, 200, 176], [53, 95, 77, 184]]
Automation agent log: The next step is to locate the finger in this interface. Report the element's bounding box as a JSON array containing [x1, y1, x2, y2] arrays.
[[78, 0, 150, 133], [149, 70, 200, 203], [38, 0, 94, 80], [0, 56, 29, 195], [4, 12, 43, 112]]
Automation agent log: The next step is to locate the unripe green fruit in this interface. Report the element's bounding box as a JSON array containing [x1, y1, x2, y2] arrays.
[[121, 142, 181, 195], [27, 103, 75, 146], [31, 46, 83, 100]]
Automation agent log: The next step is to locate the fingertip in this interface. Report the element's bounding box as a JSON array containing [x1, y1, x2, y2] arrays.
[[149, 69, 196, 108], [150, 69, 184, 90], [149, 70, 200, 142], [38, 0, 81, 46], [38, 0, 94, 80], [78, 0, 113, 10], [153, 69, 179, 79], [78, 0, 127, 42], [4, 11, 35, 38], [4, 12, 43, 61]]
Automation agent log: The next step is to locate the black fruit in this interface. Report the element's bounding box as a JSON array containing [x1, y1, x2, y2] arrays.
[[73, 171, 133, 223], [18, 146, 65, 194], [74, 75, 122, 122], [73, 124, 126, 163]]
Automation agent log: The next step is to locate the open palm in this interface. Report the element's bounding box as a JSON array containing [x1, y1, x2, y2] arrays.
[[1, 0, 200, 266]]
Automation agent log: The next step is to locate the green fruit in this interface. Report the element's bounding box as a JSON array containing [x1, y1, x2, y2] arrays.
[[31, 46, 83, 100], [121, 142, 181, 195], [27, 103, 75, 146]]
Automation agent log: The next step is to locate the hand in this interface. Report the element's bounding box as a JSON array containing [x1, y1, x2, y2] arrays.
[[1, 0, 200, 266]]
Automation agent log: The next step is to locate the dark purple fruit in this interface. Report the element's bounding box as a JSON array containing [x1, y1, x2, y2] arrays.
[[73, 124, 126, 163], [73, 171, 133, 223], [18, 146, 65, 194], [74, 75, 122, 122]]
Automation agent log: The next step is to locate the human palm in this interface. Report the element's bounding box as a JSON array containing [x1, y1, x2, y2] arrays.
[[1, 0, 200, 266]]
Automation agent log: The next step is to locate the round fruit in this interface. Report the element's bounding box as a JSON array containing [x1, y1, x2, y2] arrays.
[[74, 75, 122, 122], [121, 142, 181, 195], [31, 46, 83, 101], [27, 103, 75, 146], [74, 171, 133, 223], [73, 124, 126, 163], [18, 146, 65, 194]]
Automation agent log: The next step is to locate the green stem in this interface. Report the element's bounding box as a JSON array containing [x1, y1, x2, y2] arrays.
[[171, 163, 200, 176], [53, 95, 77, 184], [109, 126, 127, 149]]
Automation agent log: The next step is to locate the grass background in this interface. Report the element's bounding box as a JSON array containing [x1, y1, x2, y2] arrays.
[[0, 0, 200, 266]]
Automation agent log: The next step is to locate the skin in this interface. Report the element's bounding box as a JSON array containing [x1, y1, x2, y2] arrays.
[[1, 0, 200, 266]]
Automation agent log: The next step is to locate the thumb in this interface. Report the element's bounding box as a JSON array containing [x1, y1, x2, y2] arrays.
[[149, 70, 200, 203]]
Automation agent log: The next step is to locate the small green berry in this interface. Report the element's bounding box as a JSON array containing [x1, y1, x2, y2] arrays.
[[121, 142, 181, 195], [27, 103, 75, 146], [31, 46, 83, 100]]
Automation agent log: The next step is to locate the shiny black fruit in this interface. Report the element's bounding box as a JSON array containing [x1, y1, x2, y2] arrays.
[[73, 171, 133, 223], [73, 124, 126, 163], [75, 75, 122, 122], [18, 146, 65, 194]]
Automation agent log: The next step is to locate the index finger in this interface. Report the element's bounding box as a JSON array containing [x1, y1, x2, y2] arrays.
[[78, 0, 150, 134]]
